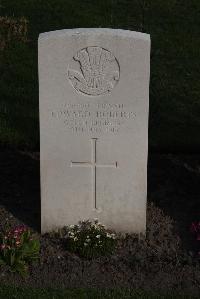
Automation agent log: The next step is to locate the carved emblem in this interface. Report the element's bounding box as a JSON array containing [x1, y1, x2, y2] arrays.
[[68, 46, 120, 96]]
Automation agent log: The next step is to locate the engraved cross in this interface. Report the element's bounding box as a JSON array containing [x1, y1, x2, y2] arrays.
[[70, 138, 118, 210]]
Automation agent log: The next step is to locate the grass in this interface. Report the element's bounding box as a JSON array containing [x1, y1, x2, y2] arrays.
[[0, 0, 200, 151], [0, 286, 199, 299]]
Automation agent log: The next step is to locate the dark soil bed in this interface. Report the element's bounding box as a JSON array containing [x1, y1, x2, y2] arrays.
[[0, 148, 200, 295]]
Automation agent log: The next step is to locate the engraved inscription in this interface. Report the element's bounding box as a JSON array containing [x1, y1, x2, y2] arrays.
[[52, 102, 136, 134], [71, 138, 118, 211], [68, 47, 120, 96]]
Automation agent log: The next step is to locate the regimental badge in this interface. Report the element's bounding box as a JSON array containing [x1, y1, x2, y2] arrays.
[[68, 46, 120, 96]]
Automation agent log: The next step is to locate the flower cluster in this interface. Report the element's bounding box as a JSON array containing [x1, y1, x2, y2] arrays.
[[0, 225, 28, 251], [63, 219, 117, 259], [0, 225, 40, 276]]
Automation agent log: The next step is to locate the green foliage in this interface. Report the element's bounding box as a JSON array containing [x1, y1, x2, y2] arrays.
[[0, 225, 40, 276], [59, 219, 117, 259], [0, 285, 198, 299], [0, 16, 28, 49], [0, 15, 38, 148]]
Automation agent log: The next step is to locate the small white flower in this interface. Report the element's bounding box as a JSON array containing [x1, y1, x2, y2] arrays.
[[96, 235, 101, 239], [86, 238, 91, 242], [111, 233, 116, 239], [74, 237, 78, 241], [57, 255, 61, 259], [106, 233, 112, 238], [69, 224, 74, 229], [84, 242, 88, 246], [68, 231, 75, 238]]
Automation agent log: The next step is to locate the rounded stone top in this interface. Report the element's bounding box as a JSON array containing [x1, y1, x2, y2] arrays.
[[38, 28, 150, 42]]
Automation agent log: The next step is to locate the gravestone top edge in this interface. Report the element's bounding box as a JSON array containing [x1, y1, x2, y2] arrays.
[[38, 28, 150, 42]]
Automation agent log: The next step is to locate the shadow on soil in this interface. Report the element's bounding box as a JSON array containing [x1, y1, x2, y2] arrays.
[[0, 147, 200, 252], [0, 147, 40, 231], [148, 153, 200, 251]]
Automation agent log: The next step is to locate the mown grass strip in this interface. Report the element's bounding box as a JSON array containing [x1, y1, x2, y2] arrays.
[[0, 286, 199, 299]]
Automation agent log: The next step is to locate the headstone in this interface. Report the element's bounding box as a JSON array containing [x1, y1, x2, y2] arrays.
[[39, 28, 150, 233]]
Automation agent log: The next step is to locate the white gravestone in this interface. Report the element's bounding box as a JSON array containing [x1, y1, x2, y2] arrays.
[[39, 28, 150, 233]]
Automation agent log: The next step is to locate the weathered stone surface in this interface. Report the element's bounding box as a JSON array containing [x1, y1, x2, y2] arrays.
[[39, 28, 150, 233]]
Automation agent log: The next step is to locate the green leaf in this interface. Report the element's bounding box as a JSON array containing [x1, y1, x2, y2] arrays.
[[11, 260, 28, 277], [0, 258, 6, 266], [10, 252, 15, 266]]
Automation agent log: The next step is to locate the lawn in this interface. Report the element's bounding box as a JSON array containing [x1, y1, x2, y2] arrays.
[[0, 286, 199, 299]]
